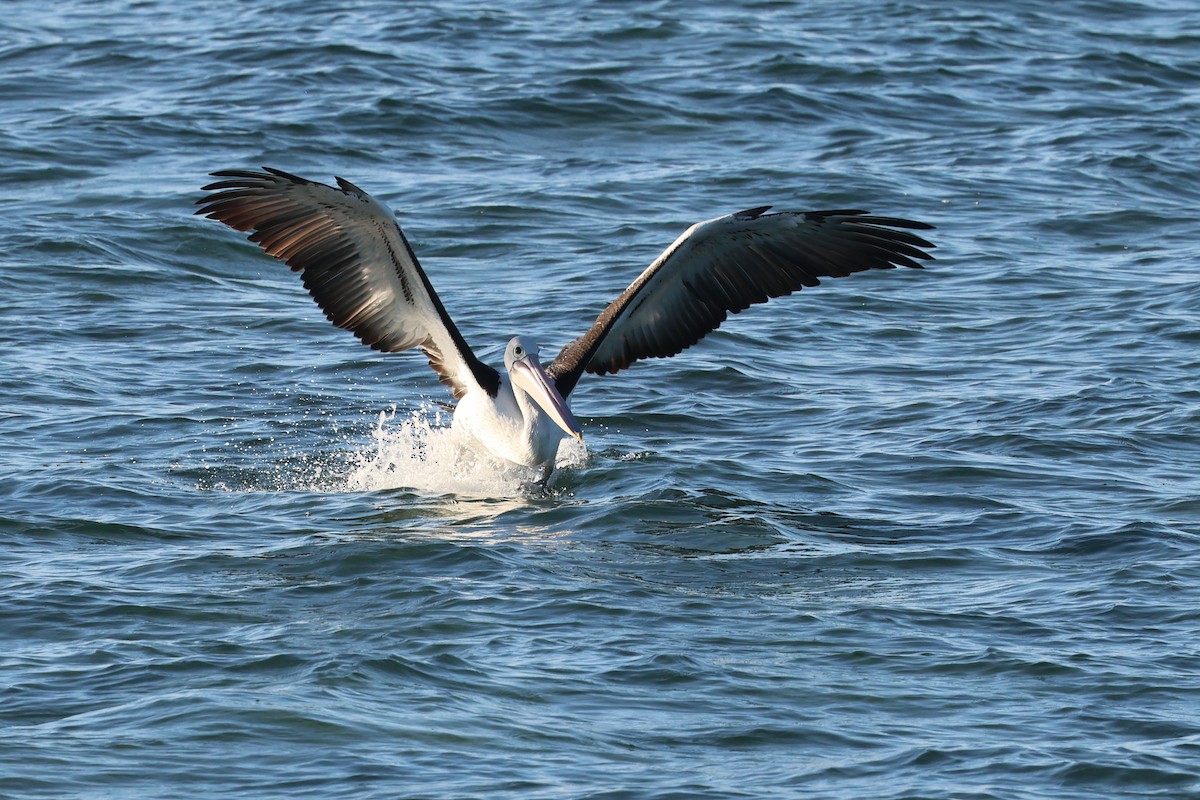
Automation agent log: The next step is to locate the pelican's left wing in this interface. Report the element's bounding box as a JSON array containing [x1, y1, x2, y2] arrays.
[[547, 207, 935, 398], [197, 168, 499, 400]]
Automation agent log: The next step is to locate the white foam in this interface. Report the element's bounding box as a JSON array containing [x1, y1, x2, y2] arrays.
[[338, 404, 587, 498], [200, 403, 588, 498]]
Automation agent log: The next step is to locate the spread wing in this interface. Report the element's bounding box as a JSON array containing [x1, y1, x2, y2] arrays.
[[547, 207, 935, 398], [196, 168, 499, 399]]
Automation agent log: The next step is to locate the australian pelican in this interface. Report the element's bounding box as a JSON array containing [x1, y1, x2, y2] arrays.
[[197, 168, 935, 476]]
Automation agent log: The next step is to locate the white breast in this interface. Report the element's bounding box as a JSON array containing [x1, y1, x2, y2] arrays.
[[451, 379, 565, 468]]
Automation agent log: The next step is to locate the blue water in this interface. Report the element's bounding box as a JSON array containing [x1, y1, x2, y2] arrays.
[[3, 1, 1200, 798]]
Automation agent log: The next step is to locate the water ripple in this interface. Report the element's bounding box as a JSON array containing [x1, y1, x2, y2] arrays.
[[3, 0, 1200, 797]]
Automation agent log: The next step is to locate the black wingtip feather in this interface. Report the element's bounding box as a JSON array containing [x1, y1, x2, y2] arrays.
[[734, 205, 773, 220], [335, 176, 367, 195], [262, 166, 310, 184]]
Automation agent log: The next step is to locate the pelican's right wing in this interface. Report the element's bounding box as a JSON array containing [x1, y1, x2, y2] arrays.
[[547, 207, 935, 398], [197, 168, 499, 399]]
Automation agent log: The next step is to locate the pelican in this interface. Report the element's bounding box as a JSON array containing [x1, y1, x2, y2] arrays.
[[197, 168, 935, 477]]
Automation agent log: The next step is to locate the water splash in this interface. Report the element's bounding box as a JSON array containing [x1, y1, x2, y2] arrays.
[[194, 403, 587, 499], [338, 404, 587, 498]]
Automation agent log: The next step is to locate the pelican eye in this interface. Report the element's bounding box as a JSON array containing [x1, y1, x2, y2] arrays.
[[514, 346, 524, 357]]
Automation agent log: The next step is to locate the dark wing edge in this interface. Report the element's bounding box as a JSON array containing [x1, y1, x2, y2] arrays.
[[547, 207, 935, 398], [196, 167, 500, 399]]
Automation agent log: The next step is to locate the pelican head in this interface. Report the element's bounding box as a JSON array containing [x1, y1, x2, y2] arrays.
[[504, 336, 583, 443]]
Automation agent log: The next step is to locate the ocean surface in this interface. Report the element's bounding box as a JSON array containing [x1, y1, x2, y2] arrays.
[[3, 1, 1199, 798]]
